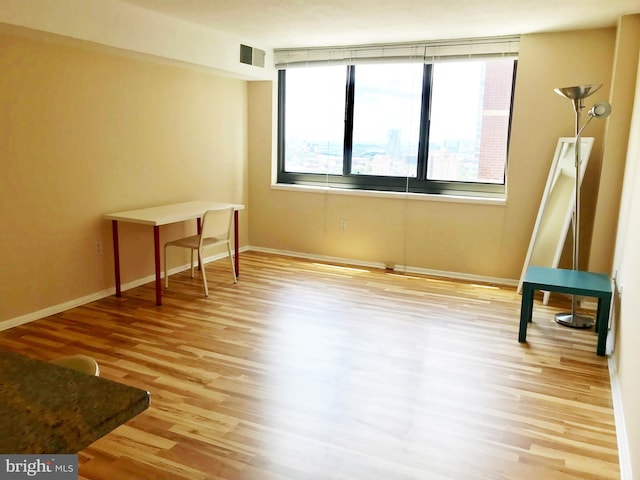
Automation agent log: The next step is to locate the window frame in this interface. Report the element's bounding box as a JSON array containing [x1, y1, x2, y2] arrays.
[[277, 59, 518, 198]]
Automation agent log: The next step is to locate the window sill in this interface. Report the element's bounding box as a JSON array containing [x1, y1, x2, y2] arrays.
[[271, 183, 507, 206]]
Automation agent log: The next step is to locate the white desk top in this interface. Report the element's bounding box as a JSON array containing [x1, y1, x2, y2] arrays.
[[104, 200, 244, 226]]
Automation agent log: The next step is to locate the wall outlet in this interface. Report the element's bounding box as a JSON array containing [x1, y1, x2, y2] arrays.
[[339, 219, 348, 231], [96, 240, 103, 255]]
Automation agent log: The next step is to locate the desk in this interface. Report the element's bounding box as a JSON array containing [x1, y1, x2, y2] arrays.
[[518, 266, 612, 356], [104, 201, 244, 305], [0, 349, 149, 453]]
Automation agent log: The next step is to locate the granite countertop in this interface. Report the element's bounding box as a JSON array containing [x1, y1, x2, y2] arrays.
[[0, 349, 150, 454]]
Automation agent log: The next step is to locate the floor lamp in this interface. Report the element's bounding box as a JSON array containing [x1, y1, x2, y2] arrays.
[[553, 84, 612, 328]]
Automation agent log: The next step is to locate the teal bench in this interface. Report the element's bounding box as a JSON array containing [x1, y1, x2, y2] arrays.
[[518, 266, 612, 356]]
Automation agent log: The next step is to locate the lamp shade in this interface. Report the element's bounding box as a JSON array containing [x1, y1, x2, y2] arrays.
[[589, 101, 612, 118], [554, 84, 602, 100]]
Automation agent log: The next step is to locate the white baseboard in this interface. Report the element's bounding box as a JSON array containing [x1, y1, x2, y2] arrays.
[[248, 246, 519, 286], [609, 357, 633, 480], [0, 289, 115, 332], [249, 246, 390, 271], [0, 249, 244, 331], [0, 246, 517, 331]]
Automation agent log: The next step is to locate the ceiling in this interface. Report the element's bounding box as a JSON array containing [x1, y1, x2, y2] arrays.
[[119, 0, 640, 49]]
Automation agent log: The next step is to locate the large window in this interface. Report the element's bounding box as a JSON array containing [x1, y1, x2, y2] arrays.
[[278, 58, 517, 197], [351, 63, 424, 178], [283, 66, 346, 175]]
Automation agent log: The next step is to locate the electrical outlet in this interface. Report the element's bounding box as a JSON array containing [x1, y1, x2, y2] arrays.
[[96, 240, 103, 255], [340, 219, 348, 231]]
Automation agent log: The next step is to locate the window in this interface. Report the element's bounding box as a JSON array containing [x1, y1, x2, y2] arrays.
[[278, 58, 517, 197], [282, 66, 346, 175], [351, 63, 424, 178]]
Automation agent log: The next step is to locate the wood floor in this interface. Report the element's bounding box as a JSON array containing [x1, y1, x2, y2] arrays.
[[0, 252, 619, 479]]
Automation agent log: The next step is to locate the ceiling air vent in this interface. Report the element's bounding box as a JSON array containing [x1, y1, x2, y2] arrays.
[[240, 44, 265, 68]]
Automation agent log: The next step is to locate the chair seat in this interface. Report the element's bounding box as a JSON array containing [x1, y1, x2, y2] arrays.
[[164, 207, 237, 297], [166, 235, 224, 249], [51, 354, 100, 376]]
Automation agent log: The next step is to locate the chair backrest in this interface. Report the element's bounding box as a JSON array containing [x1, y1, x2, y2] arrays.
[[199, 207, 234, 246]]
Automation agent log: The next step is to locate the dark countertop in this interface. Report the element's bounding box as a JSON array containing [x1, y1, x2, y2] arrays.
[[0, 349, 150, 454]]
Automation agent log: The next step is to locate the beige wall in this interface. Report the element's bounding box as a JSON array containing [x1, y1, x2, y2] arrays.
[[590, 15, 640, 274], [248, 28, 616, 281], [614, 118, 640, 477], [0, 31, 249, 323], [611, 17, 640, 478], [0, 26, 618, 318]]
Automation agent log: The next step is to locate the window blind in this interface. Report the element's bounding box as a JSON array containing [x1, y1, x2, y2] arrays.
[[274, 35, 519, 69]]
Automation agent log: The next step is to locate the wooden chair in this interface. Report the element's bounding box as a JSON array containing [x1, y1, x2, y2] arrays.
[[164, 207, 237, 296]]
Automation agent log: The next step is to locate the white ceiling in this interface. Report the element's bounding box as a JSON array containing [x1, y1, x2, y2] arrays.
[[119, 0, 640, 49]]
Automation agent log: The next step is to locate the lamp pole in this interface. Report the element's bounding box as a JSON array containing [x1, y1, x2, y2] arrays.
[[553, 84, 611, 328]]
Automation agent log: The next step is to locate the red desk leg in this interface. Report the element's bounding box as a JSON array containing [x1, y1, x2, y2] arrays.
[[234, 210, 239, 277], [196, 217, 202, 271], [154, 225, 162, 306], [112, 220, 122, 297]]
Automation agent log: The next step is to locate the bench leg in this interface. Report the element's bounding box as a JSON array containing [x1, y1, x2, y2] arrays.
[[596, 296, 611, 356], [519, 285, 534, 343]]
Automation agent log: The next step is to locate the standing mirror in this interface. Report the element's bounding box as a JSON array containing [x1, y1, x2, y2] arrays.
[[517, 137, 594, 303]]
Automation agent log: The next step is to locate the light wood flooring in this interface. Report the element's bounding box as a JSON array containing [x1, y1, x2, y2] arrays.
[[0, 252, 619, 479]]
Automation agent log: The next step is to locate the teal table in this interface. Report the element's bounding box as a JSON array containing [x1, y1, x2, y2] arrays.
[[518, 266, 612, 356]]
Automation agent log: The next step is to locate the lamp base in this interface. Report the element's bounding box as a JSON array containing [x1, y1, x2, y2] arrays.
[[555, 312, 594, 329]]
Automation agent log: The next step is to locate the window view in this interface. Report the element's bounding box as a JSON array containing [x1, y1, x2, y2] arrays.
[[283, 66, 346, 175], [351, 64, 424, 177], [279, 58, 515, 195], [428, 60, 513, 183]]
